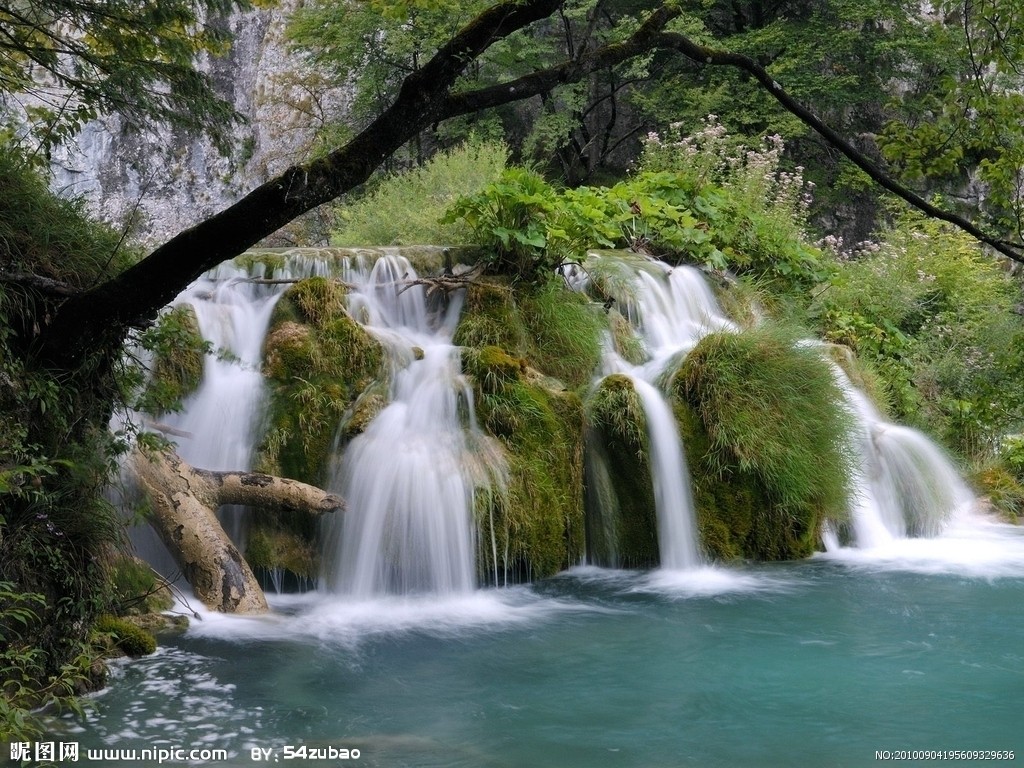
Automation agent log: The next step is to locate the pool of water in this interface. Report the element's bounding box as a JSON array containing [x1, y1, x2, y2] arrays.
[[58, 517, 1024, 767]]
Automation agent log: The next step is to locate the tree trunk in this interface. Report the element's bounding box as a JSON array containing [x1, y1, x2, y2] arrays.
[[130, 446, 344, 613]]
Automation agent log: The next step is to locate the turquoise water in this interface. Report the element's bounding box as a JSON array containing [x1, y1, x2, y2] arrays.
[[60, 519, 1024, 767]]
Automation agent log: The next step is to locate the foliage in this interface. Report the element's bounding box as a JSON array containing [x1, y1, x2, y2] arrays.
[[287, 0, 675, 181], [0, 0, 251, 158], [446, 168, 569, 282], [454, 276, 603, 389], [1, 582, 97, 741], [812, 212, 1024, 458], [1, 148, 137, 732], [135, 304, 210, 415], [331, 138, 509, 247], [583, 373, 659, 567], [256, 278, 385, 483], [106, 556, 173, 617], [672, 324, 853, 557], [463, 346, 585, 582], [875, 0, 1024, 243], [448, 123, 828, 289]]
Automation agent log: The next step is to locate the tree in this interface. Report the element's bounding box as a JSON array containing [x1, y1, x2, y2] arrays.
[[32, 0, 1024, 374], [0, 0, 249, 158], [4, 0, 1024, 713]]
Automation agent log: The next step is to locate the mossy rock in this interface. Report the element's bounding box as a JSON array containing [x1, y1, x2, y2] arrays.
[[455, 278, 530, 353], [256, 279, 386, 484], [456, 277, 604, 390], [584, 374, 659, 567], [670, 325, 853, 560], [466, 347, 585, 582], [106, 555, 174, 616], [138, 304, 207, 415], [94, 614, 157, 658], [245, 522, 320, 579]]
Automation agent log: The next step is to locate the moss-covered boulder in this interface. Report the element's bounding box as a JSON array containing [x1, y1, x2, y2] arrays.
[[251, 277, 385, 583], [463, 346, 586, 582], [255, 277, 385, 484], [671, 325, 853, 560], [583, 374, 659, 567], [138, 304, 208, 415], [455, 277, 603, 389], [93, 614, 158, 658]]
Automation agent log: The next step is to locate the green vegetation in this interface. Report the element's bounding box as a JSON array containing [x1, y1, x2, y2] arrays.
[[1, 0, 249, 156], [332, 138, 508, 246], [256, 277, 385, 484], [93, 614, 157, 658], [464, 347, 585, 582], [812, 214, 1024, 460], [136, 305, 210, 415], [1, 148, 141, 735], [671, 325, 854, 560], [1, 582, 100, 741], [447, 129, 827, 291], [584, 374, 658, 567]]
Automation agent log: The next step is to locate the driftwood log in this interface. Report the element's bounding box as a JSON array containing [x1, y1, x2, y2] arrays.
[[131, 446, 344, 613]]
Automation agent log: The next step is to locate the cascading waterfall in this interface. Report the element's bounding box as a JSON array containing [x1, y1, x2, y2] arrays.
[[592, 256, 737, 569], [826, 360, 975, 549], [127, 257, 322, 571], [320, 255, 488, 598]]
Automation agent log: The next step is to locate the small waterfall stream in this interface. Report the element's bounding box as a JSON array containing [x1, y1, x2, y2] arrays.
[[593, 258, 736, 569], [826, 360, 975, 549], [320, 255, 486, 598]]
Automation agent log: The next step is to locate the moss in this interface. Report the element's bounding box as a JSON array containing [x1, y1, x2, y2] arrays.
[[94, 614, 157, 658], [454, 278, 531, 353], [609, 309, 646, 365], [465, 347, 585, 582], [583, 374, 659, 567], [106, 555, 173, 616], [456, 277, 604, 389], [671, 325, 854, 560], [970, 464, 1024, 522], [138, 304, 207, 415], [244, 523, 320, 579], [256, 279, 386, 484], [287, 276, 347, 328]]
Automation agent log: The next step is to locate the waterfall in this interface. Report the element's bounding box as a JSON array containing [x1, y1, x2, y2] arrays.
[[320, 255, 484, 597], [126, 256, 315, 573], [593, 257, 737, 569], [826, 358, 975, 548]]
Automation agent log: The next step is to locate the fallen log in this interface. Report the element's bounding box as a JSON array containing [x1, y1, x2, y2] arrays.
[[131, 445, 344, 614]]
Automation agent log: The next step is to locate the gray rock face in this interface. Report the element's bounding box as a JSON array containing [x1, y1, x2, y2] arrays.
[[48, 1, 350, 248]]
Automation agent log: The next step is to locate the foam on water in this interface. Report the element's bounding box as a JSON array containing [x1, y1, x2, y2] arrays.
[[181, 588, 606, 647], [816, 509, 1024, 578]]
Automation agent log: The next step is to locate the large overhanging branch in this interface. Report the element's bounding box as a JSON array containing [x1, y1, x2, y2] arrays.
[[37, 0, 564, 366], [37, 2, 1024, 367], [650, 32, 1024, 265]]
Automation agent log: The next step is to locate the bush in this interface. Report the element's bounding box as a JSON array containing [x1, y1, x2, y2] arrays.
[[331, 138, 508, 247], [672, 324, 853, 558], [812, 212, 1024, 459]]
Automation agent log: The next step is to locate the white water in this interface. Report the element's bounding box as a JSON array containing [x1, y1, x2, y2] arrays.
[[826, 359, 975, 550], [593, 258, 737, 569], [320, 255, 490, 598]]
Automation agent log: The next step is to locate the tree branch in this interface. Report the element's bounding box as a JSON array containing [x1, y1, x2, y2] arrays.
[[650, 31, 1024, 265]]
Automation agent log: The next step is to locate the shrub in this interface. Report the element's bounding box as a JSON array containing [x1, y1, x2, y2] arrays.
[[673, 324, 853, 557], [331, 138, 508, 247]]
